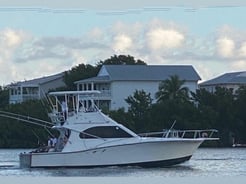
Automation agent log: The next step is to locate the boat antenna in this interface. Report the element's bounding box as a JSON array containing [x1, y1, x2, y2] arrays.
[[165, 120, 176, 138], [170, 120, 176, 130]]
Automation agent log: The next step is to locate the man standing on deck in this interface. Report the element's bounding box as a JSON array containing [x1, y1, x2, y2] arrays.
[[61, 100, 68, 120]]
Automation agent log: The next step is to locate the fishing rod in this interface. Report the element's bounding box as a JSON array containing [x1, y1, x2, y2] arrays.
[[0, 110, 53, 129]]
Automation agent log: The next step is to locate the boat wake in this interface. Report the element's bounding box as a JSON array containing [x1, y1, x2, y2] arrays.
[[194, 158, 231, 161], [0, 161, 19, 169], [0, 164, 18, 169], [194, 157, 246, 161]]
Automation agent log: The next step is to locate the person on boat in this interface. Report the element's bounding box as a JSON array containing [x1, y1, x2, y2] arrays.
[[32, 143, 47, 153], [63, 136, 68, 146], [61, 100, 68, 120], [52, 136, 57, 147], [47, 136, 53, 147], [55, 137, 64, 152]]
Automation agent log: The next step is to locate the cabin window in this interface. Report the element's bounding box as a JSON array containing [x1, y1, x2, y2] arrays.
[[79, 126, 133, 139]]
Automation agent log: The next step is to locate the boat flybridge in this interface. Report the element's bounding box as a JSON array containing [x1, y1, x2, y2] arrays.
[[19, 90, 218, 168]]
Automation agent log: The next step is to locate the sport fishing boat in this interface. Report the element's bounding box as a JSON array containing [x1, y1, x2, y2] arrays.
[[19, 90, 218, 168]]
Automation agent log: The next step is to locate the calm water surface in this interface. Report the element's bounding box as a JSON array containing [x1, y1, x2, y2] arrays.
[[0, 148, 246, 177]]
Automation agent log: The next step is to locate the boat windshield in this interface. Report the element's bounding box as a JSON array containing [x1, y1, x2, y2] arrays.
[[55, 129, 71, 152], [79, 126, 134, 139]]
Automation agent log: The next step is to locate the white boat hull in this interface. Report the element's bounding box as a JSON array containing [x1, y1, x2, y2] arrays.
[[20, 138, 204, 168]]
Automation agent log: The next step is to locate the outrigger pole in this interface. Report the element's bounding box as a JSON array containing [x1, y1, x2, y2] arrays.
[[0, 110, 54, 129]]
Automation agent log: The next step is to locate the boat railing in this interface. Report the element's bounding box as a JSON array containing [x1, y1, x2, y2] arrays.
[[48, 105, 100, 125], [48, 111, 65, 125], [138, 129, 218, 140]]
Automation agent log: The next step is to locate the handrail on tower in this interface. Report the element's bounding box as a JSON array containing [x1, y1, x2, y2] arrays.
[[47, 90, 101, 125]]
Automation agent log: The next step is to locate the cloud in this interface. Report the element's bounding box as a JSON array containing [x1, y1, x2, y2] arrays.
[[230, 60, 246, 71], [238, 42, 246, 57], [109, 21, 143, 53], [112, 34, 133, 52], [15, 44, 70, 63], [0, 28, 31, 85], [216, 37, 235, 58], [0, 28, 29, 60], [146, 28, 185, 51], [87, 27, 104, 40], [0, 28, 25, 48], [2, 18, 246, 85], [14, 36, 109, 63], [213, 25, 246, 60]]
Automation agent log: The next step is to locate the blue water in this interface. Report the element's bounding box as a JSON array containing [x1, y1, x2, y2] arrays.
[[0, 148, 246, 177]]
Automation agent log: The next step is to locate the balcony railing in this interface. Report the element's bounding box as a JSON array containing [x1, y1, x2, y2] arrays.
[[98, 90, 111, 97], [22, 94, 40, 101], [80, 90, 111, 99], [9, 94, 40, 103], [138, 129, 219, 140]]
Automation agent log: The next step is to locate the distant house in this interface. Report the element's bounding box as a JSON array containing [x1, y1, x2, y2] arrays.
[[8, 73, 66, 104], [75, 65, 201, 111], [199, 71, 246, 93]]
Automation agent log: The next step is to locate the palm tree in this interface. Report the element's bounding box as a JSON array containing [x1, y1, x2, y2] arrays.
[[156, 75, 189, 103]]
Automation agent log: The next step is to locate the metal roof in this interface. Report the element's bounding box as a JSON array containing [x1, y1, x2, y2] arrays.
[[199, 71, 246, 86], [75, 65, 201, 83], [8, 72, 64, 87], [75, 76, 110, 83]]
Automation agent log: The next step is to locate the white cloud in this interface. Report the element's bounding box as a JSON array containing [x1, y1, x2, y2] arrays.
[[112, 34, 133, 52], [230, 60, 246, 71], [0, 28, 29, 60], [2, 18, 246, 85], [0, 28, 30, 85], [216, 37, 235, 58], [215, 26, 246, 60], [0, 29, 24, 47], [86, 27, 104, 41], [238, 42, 246, 57], [146, 28, 185, 51]]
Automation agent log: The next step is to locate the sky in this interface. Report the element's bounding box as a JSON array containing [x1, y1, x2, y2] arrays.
[[1, 0, 246, 85]]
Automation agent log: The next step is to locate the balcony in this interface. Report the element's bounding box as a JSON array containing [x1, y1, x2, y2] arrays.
[[22, 94, 40, 101], [9, 94, 40, 104], [96, 90, 111, 100], [79, 89, 111, 100]]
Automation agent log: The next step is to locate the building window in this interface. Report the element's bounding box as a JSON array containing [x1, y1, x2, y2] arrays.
[[17, 87, 21, 95], [88, 83, 91, 90], [94, 84, 97, 90], [11, 89, 14, 95], [79, 84, 83, 91]]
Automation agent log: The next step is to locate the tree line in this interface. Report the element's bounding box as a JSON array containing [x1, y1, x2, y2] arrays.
[[0, 55, 246, 148], [109, 76, 246, 147]]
